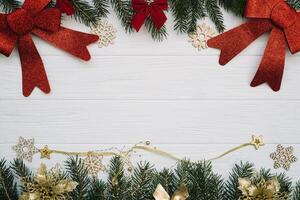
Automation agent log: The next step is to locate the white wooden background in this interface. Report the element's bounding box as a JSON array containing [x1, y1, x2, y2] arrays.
[[1, 6, 300, 181]]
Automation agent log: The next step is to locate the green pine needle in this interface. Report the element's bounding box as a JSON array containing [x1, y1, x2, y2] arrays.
[[0, 159, 18, 200], [87, 178, 106, 200], [70, 0, 99, 27], [110, 0, 133, 33], [293, 181, 300, 200], [65, 157, 91, 200], [145, 19, 168, 41], [0, 0, 21, 13], [205, 0, 225, 32], [93, 0, 110, 18]]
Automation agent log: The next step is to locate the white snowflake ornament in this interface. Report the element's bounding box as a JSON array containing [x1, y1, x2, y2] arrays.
[[91, 20, 117, 48], [84, 154, 106, 177], [188, 23, 215, 50], [12, 137, 39, 162]]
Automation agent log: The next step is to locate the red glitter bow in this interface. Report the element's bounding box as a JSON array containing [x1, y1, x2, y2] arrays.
[[131, 0, 168, 32], [207, 0, 300, 91], [0, 0, 98, 97], [56, 0, 75, 16]]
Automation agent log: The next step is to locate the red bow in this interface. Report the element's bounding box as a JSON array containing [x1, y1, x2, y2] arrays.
[[56, 0, 75, 16], [131, 0, 168, 32], [207, 0, 300, 91], [0, 0, 98, 97]]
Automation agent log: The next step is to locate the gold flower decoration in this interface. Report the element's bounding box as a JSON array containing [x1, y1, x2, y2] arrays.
[[238, 177, 288, 200], [270, 144, 297, 171], [188, 23, 215, 50], [19, 163, 78, 200]]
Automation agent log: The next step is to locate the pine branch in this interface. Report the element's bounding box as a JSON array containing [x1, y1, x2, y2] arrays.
[[0, 0, 21, 13], [93, 0, 110, 18], [87, 178, 106, 200], [223, 162, 254, 200], [153, 168, 176, 195], [106, 156, 130, 200], [70, 0, 99, 27], [145, 19, 168, 41], [130, 162, 154, 200], [293, 181, 300, 200], [277, 173, 293, 195], [287, 0, 300, 9], [218, 0, 246, 16], [205, 0, 225, 32], [188, 0, 206, 33], [0, 159, 18, 200], [169, 0, 191, 33], [65, 156, 91, 200], [110, 0, 133, 32], [11, 159, 33, 181]]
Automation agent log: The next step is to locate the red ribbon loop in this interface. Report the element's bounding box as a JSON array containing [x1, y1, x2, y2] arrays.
[[0, 0, 98, 97], [208, 0, 300, 91], [131, 0, 168, 32]]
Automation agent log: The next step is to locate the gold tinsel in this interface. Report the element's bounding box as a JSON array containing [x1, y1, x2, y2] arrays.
[[238, 177, 288, 200], [19, 164, 78, 200]]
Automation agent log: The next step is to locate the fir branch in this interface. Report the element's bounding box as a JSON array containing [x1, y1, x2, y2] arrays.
[[0, 0, 21, 13], [11, 159, 33, 181], [0, 159, 18, 200], [70, 0, 99, 27], [169, 0, 191, 33], [153, 168, 176, 195], [130, 162, 154, 200], [145, 19, 168, 41], [110, 0, 133, 32], [218, 0, 247, 16], [65, 157, 91, 200], [87, 178, 106, 200], [205, 0, 225, 32], [106, 156, 130, 200], [293, 181, 300, 200], [223, 162, 254, 200], [188, 0, 206, 33], [93, 0, 110, 18], [277, 173, 293, 195], [287, 0, 300, 9]]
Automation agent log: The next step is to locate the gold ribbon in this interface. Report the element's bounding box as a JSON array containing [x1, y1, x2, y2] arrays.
[[153, 184, 189, 200]]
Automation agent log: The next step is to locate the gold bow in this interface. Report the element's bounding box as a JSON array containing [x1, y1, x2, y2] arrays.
[[153, 184, 189, 200]]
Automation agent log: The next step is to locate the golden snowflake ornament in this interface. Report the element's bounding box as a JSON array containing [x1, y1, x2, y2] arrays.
[[270, 144, 297, 171], [188, 23, 215, 50], [84, 154, 106, 177], [12, 137, 39, 162], [91, 20, 117, 48]]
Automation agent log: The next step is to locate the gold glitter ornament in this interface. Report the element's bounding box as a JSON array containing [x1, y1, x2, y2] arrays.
[[188, 23, 215, 50], [238, 177, 288, 200], [12, 137, 39, 162], [84, 154, 106, 177], [270, 144, 297, 171], [250, 135, 264, 150], [91, 20, 117, 48], [40, 145, 52, 159], [153, 184, 189, 200], [19, 163, 78, 200]]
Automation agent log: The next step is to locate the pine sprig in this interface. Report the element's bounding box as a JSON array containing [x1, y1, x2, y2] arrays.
[[70, 0, 99, 27], [106, 156, 131, 200], [223, 162, 254, 200], [218, 0, 247, 16], [93, 0, 110, 18], [87, 178, 106, 200], [169, 0, 191, 33], [205, 0, 225, 32], [293, 181, 300, 200], [110, 0, 133, 32], [65, 156, 91, 200], [0, 0, 21, 13], [153, 168, 177, 195], [145, 19, 168, 41], [0, 159, 18, 200], [188, 0, 206, 33], [130, 162, 154, 200], [11, 159, 33, 181]]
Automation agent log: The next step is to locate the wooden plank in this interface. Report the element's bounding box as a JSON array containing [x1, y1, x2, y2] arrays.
[[1, 100, 299, 144]]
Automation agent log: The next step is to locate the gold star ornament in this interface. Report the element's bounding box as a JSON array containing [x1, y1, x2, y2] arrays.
[[270, 144, 297, 171], [40, 145, 53, 159], [12, 137, 39, 162], [250, 135, 264, 150]]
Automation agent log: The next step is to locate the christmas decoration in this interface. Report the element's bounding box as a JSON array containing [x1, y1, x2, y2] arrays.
[[208, 0, 300, 91], [131, 0, 168, 32], [56, 0, 75, 16], [0, 0, 99, 97], [238, 177, 288, 199], [91, 20, 117, 48], [84, 154, 106, 177], [153, 184, 189, 200], [270, 144, 297, 171], [1, 158, 300, 200], [19, 163, 78, 200], [188, 23, 215, 50], [12, 137, 39, 162]]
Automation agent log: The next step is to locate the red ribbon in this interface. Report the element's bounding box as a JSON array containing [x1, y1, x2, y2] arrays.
[[207, 0, 300, 91], [0, 0, 98, 97], [131, 0, 168, 32], [56, 0, 75, 16]]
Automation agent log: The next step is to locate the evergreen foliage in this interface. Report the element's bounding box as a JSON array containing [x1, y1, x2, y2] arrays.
[[1, 157, 300, 199], [110, 0, 134, 33], [0, 0, 21, 13], [70, 0, 99, 27], [93, 0, 110, 18]]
